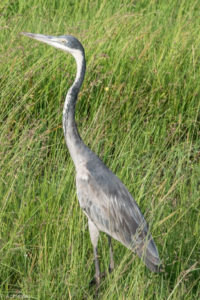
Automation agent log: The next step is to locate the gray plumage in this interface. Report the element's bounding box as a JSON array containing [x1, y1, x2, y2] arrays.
[[22, 32, 161, 286]]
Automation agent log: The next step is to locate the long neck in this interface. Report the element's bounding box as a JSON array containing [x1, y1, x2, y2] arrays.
[[62, 49, 86, 167]]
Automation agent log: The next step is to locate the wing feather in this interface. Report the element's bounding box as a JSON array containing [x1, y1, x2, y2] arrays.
[[76, 158, 160, 271]]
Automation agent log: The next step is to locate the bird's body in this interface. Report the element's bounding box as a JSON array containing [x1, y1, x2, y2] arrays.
[[22, 32, 160, 286]]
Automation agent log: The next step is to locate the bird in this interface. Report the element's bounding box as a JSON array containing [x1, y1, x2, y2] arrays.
[[22, 32, 161, 287]]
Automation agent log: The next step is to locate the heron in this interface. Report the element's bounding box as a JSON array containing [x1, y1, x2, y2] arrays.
[[22, 32, 161, 287]]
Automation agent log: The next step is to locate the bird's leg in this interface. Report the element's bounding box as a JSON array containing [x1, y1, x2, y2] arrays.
[[93, 245, 100, 287], [108, 235, 114, 272], [88, 219, 100, 288]]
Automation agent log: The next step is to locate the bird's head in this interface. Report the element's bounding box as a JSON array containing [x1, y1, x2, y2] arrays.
[[21, 32, 85, 58]]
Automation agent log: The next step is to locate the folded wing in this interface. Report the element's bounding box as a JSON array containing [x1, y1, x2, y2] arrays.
[[76, 158, 160, 272]]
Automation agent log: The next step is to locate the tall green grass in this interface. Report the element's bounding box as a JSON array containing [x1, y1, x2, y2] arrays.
[[0, 0, 199, 298]]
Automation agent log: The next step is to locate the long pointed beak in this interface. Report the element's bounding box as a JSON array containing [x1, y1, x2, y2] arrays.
[[21, 32, 77, 54], [21, 32, 58, 45]]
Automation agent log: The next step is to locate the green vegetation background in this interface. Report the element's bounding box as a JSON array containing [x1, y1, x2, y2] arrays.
[[0, 0, 199, 299]]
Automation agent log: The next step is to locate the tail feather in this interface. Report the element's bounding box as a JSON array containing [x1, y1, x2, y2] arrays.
[[134, 235, 161, 272], [142, 249, 161, 272]]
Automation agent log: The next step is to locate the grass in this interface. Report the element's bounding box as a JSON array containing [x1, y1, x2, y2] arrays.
[[0, 0, 200, 298]]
